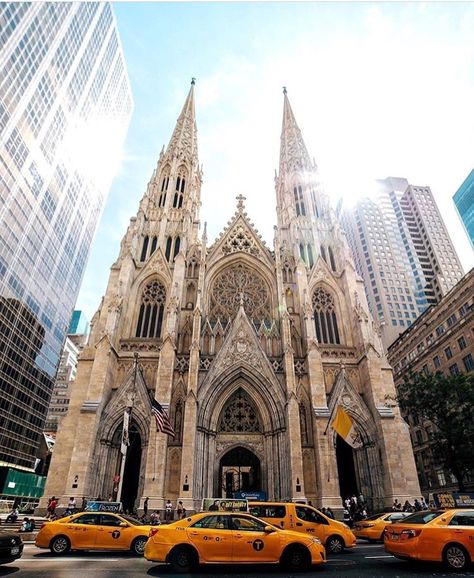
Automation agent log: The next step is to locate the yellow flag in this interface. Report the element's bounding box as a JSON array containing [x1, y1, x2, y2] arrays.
[[331, 406, 362, 448]]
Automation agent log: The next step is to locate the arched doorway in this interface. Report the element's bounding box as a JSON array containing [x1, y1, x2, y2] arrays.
[[336, 434, 358, 502], [121, 426, 142, 513], [219, 447, 261, 498]]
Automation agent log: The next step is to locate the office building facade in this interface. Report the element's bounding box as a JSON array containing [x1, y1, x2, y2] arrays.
[[453, 169, 474, 248], [388, 268, 474, 494], [0, 3, 132, 470], [342, 177, 463, 349]]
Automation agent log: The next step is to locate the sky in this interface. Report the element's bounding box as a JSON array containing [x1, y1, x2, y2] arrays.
[[76, 1, 474, 322]]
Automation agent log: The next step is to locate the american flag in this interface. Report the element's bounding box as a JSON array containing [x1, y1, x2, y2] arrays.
[[151, 397, 175, 437]]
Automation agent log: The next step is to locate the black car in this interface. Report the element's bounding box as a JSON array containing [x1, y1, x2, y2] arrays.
[[0, 531, 23, 564]]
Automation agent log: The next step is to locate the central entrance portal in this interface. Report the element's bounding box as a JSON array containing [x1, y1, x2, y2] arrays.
[[219, 447, 261, 498]]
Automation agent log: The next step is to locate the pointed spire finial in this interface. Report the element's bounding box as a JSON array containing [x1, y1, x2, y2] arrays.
[[191, 77, 196, 85], [283, 86, 287, 95]]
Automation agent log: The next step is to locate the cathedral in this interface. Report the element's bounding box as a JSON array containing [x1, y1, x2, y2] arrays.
[[43, 81, 420, 514]]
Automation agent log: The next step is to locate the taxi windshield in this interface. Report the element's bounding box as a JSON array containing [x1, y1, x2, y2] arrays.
[[120, 515, 143, 526], [399, 511, 443, 524], [365, 513, 387, 521]]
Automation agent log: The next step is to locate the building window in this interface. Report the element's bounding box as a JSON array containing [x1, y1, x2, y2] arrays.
[[135, 280, 166, 338], [328, 246, 336, 271], [173, 236, 181, 260], [165, 237, 172, 261], [294, 185, 306, 216], [458, 336, 467, 350], [463, 354, 474, 372], [436, 325, 445, 336], [449, 363, 460, 375], [312, 287, 340, 344], [140, 236, 149, 262], [436, 469, 446, 486], [444, 346, 453, 360], [433, 355, 441, 368], [447, 313, 457, 327]]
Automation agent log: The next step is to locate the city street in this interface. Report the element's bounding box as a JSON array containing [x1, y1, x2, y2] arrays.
[[0, 542, 471, 578]]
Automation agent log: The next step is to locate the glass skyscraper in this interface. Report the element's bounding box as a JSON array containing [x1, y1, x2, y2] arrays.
[[0, 3, 133, 470], [453, 169, 474, 248]]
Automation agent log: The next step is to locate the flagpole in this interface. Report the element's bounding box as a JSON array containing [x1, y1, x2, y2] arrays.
[[323, 401, 338, 436], [117, 353, 139, 505]]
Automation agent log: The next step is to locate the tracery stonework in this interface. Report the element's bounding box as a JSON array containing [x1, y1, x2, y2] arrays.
[[222, 224, 261, 257], [141, 280, 166, 305], [210, 263, 270, 320], [219, 389, 261, 433]]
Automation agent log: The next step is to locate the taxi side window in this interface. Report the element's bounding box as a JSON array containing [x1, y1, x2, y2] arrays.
[[99, 515, 122, 527], [72, 514, 99, 525], [296, 506, 328, 525], [449, 512, 474, 526], [249, 506, 286, 518], [191, 516, 229, 530], [232, 517, 266, 532]]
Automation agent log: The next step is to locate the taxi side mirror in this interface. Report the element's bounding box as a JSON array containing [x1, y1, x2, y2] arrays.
[[119, 521, 128, 527], [264, 525, 275, 533]]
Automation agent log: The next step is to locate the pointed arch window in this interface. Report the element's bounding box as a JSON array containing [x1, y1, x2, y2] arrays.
[[311, 190, 320, 218], [307, 245, 314, 268], [173, 236, 181, 260], [135, 280, 166, 338], [294, 185, 306, 216], [218, 388, 261, 433], [150, 236, 158, 256], [320, 245, 327, 263], [299, 243, 305, 261], [312, 287, 340, 344], [140, 236, 149, 262], [165, 237, 172, 261], [328, 246, 336, 271]]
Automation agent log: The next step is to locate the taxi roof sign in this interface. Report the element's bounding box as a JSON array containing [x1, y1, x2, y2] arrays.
[[202, 498, 248, 512]]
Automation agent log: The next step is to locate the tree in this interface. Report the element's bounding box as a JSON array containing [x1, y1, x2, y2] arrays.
[[395, 371, 474, 492]]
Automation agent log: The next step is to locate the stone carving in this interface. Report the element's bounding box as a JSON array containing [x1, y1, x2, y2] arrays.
[[222, 224, 261, 257], [221, 330, 263, 370], [219, 389, 261, 433], [210, 263, 270, 320], [142, 280, 166, 305]]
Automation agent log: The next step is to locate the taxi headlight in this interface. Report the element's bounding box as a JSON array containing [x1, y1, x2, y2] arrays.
[[312, 537, 322, 544]]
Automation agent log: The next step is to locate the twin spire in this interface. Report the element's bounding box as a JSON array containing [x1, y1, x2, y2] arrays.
[[164, 80, 315, 180]]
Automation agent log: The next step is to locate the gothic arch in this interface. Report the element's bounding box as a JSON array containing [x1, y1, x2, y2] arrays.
[[308, 278, 349, 345], [205, 258, 277, 323], [198, 370, 286, 434], [130, 276, 168, 340]]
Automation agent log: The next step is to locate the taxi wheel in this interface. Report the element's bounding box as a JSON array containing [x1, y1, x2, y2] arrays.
[[326, 535, 344, 554], [50, 535, 71, 555], [281, 545, 311, 572], [131, 536, 147, 556], [169, 545, 198, 573], [443, 544, 470, 571]]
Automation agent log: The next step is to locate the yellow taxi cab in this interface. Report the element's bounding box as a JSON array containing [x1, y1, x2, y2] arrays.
[[384, 508, 474, 571], [249, 501, 356, 553], [144, 511, 326, 572], [353, 511, 411, 542], [35, 511, 152, 555]]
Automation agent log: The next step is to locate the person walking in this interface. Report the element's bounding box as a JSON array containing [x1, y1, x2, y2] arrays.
[[176, 501, 186, 519], [143, 497, 149, 518], [165, 499, 173, 522]]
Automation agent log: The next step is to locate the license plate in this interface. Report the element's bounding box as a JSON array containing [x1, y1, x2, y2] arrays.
[[10, 546, 20, 555]]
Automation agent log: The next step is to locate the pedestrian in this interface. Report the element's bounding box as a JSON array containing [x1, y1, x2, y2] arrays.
[[143, 497, 149, 518], [176, 501, 184, 519], [420, 497, 428, 510], [150, 511, 161, 525], [358, 492, 365, 506], [326, 507, 335, 520], [6, 507, 19, 523], [392, 499, 401, 511], [46, 496, 57, 520], [343, 508, 353, 528], [66, 496, 76, 515], [403, 500, 413, 512], [414, 498, 422, 511], [165, 499, 173, 521], [81, 496, 87, 511], [321, 507, 327, 516]]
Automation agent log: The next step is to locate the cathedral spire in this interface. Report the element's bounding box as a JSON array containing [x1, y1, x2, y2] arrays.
[[279, 87, 314, 176], [165, 78, 199, 167]]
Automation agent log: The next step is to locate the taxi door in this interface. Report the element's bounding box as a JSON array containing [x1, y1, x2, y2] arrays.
[[295, 505, 328, 543], [444, 511, 474, 558], [65, 513, 99, 549], [231, 515, 281, 563], [186, 515, 233, 562], [95, 514, 131, 550]]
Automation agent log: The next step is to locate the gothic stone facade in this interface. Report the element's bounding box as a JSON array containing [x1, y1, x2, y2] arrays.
[[42, 83, 420, 514]]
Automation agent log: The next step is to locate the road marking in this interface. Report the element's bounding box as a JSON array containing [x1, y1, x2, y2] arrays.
[[365, 555, 395, 559]]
